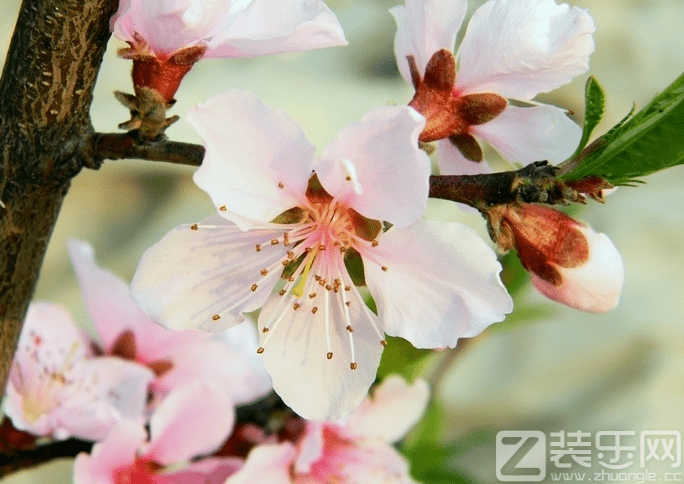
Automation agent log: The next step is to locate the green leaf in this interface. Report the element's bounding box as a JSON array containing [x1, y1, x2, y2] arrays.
[[561, 70, 684, 184], [571, 76, 606, 159]]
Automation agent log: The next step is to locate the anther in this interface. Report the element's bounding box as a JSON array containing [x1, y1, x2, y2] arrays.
[[220, 206, 227, 212], [350, 362, 358, 370], [345, 286, 351, 291], [318, 244, 326, 251], [262, 328, 269, 333], [255, 244, 262, 252], [372, 240, 379, 247], [345, 175, 352, 181], [283, 233, 290, 245], [256, 347, 264, 354], [282, 260, 289, 266], [346, 325, 353, 332], [190, 224, 198, 231], [250, 284, 258, 292], [309, 293, 316, 298], [327, 352, 333, 359], [340, 247, 347, 253], [279, 289, 286, 296], [212, 314, 221, 321], [381, 266, 388, 272], [293, 303, 300, 310], [260, 269, 268, 276], [271, 239, 279, 245], [325, 284, 332, 291], [278, 182, 284, 188], [345, 301, 351, 307], [314, 275, 321, 281], [305, 247, 313, 252], [312, 307, 318, 314], [381, 340, 387, 347], [287, 251, 295, 259]]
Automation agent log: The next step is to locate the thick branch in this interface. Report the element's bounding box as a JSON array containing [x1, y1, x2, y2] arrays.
[[0, 0, 117, 392], [84, 132, 205, 167]]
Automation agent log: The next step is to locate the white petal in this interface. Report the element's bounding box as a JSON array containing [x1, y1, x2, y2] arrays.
[[457, 0, 595, 100], [294, 421, 324, 473], [257, 274, 383, 421], [363, 219, 513, 348], [146, 380, 235, 465], [473, 104, 581, 165], [390, 0, 466, 84], [131, 216, 288, 333], [205, 0, 347, 58], [316, 105, 429, 227], [112, 0, 232, 56], [189, 90, 315, 230], [531, 226, 624, 312], [341, 375, 429, 444], [436, 139, 493, 176]]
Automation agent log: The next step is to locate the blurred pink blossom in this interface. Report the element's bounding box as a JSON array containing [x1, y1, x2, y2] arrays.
[[74, 380, 242, 484], [3, 303, 154, 441], [226, 376, 429, 483]]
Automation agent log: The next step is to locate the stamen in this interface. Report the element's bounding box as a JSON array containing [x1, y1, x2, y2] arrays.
[[271, 239, 279, 245], [372, 240, 379, 247], [312, 307, 318, 314], [190, 224, 198, 231], [381, 266, 388, 272], [257, 347, 264, 354], [278, 182, 284, 188], [327, 352, 333, 359], [219, 206, 227, 212], [250, 284, 258, 292], [212, 314, 220, 321], [350, 362, 357, 370], [279, 289, 286, 296], [255, 244, 262, 252], [381, 340, 387, 347], [262, 328, 269, 333], [309, 293, 316, 298], [260, 269, 268, 276], [293, 303, 300, 310]]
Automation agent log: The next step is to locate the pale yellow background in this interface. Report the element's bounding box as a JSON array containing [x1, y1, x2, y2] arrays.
[[2, 0, 684, 482]]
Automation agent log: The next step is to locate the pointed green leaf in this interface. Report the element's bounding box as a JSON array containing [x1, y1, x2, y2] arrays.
[[571, 76, 606, 159], [561, 70, 684, 184]]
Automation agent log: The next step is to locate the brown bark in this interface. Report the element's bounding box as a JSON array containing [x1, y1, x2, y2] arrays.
[[0, 0, 116, 391]]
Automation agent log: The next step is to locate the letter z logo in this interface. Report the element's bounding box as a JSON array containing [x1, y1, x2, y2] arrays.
[[496, 431, 546, 481]]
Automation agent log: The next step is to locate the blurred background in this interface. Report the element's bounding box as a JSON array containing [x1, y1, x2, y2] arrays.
[[2, 0, 684, 482]]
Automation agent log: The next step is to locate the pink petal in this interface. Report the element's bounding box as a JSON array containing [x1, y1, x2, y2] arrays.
[[189, 90, 315, 230], [68, 239, 188, 360], [390, 0, 466, 84], [156, 325, 272, 406], [340, 375, 429, 444], [457, 0, 595, 100], [206, 0, 346, 58], [73, 420, 147, 484], [316, 106, 429, 227], [131, 215, 288, 333], [111, 0, 233, 56], [145, 380, 235, 465], [436, 139, 493, 176], [50, 357, 154, 441], [225, 443, 296, 484], [294, 422, 324, 473], [531, 226, 624, 312], [164, 456, 244, 484], [363, 219, 513, 348], [473, 104, 581, 165], [256, 277, 383, 421]]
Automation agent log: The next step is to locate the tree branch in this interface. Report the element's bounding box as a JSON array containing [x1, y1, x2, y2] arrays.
[[86, 135, 583, 211], [0, 0, 117, 392]]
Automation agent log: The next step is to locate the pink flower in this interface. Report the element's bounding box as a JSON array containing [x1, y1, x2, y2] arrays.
[[391, 0, 594, 175], [226, 376, 429, 483], [131, 90, 512, 420], [490, 204, 624, 312], [3, 303, 154, 441], [68, 239, 272, 408], [74, 380, 242, 484], [111, 0, 347, 102]]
